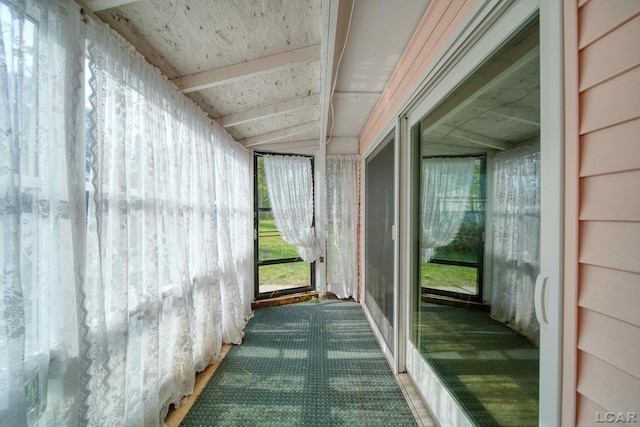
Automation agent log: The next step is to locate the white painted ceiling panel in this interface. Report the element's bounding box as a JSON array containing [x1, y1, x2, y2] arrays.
[[194, 63, 321, 118], [80, 0, 430, 152]]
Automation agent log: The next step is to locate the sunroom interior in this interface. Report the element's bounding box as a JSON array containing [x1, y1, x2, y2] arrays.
[[3, 0, 557, 426]]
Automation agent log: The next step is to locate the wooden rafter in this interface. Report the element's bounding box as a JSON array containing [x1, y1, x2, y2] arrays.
[[217, 95, 320, 128], [79, 0, 140, 12], [239, 122, 319, 147], [473, 98, 540, 126], [438, 125, 510, 151], [171, 45, 321, 94], [254, 140, 320, 154]]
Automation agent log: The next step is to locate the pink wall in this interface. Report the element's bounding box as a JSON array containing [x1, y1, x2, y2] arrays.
[[564, 0, 640, 424]]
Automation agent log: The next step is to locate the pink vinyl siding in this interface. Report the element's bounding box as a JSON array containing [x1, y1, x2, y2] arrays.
[[565, 0, 640, 424]]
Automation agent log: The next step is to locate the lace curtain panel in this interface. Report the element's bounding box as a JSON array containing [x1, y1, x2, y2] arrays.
[[212, 133, 254, 344], [262, 154, 322, 263], [420, 157, 476, 263], [1, 2, 253, 425], [490, 145, 540, 345], [0, 1, 87, 425], [326, 155, 359, 300]]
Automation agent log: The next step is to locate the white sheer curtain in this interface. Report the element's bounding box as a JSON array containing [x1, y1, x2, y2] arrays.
[[326, 155, 359, 299], [213, 132, 253, 344], [420, 157, 476, 263], [490, 145, 540, 345], [0, 1, 87, 425], [262, 154, 322, 262], [1, 2, 253, 424], [84, 18, 252, 425]]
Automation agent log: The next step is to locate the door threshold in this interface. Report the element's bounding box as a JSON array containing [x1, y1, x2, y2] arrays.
[[421, 293, 489, 311], [251, 291, 319, 310]]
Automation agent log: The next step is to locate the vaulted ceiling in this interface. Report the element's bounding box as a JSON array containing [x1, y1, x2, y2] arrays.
[[77, 0, 429, 154]]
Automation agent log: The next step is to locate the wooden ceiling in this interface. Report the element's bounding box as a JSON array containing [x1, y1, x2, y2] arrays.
[[77, 0, 429, 155], [78, 1, 539, 157]]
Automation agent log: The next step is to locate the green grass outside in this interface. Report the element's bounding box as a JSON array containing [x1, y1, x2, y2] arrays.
[[258, 219, 299, 260], [257, 219, 477, 292], [258, 219, 310, 287], [421, 263, 477, 294]]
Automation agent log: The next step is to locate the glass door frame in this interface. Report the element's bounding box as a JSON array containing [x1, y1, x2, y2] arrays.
[[397, 1, 563, 425], [253, 151, 316, 299]]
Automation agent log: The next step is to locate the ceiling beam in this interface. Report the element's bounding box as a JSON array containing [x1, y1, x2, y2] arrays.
[[171, 44, 321, 94], [217, 95, 320, 128], [422, 142, 486, 155], [239, 122, 319, 147], [79, 0, 141, 12], [255, 140, 319, 152], [439, 125, 510, 151], [473, 98, 540, 126]]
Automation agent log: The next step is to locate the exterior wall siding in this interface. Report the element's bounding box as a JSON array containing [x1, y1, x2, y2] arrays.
[[566, 0, 640, 424]]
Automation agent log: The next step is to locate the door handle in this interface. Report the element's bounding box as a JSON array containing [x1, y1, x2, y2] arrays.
[[534, 273, 548, 328]]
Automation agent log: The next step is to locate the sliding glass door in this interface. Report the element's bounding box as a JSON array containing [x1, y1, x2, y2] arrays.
[[364, 133, 396, 354], [407, 16, 543, 426]]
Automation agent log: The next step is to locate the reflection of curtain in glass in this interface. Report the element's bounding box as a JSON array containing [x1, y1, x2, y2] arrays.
[[263, 154, 322, 262], [420, 158, 476, 263], [490, 145, 540, 345], [0, 1, 86, 425], [85, 18, 251, 425], [327, 155, 359, 299]]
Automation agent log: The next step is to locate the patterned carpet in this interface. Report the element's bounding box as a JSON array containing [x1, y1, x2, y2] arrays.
[[181, 300, 417, 427]]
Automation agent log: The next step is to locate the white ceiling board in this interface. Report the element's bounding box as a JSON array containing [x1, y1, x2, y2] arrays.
[[227, 106, 320, 140], [334, 0, 429, 92], [171, 44, 320, 93], [329, 96, 378, 137], [269, 129, 320, 145], [80, 0, 140, 12], [328, 0, 430, 140], [327, 137, 358, 154], [90, 0, 428, 149], [217, 95, 320, 127], [191, 63, 321, 117], [96, 0, 321, 79], [240, 122, 319, 147]]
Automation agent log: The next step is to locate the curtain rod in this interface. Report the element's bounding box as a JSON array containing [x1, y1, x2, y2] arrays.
[[254, 151, 314, 159]]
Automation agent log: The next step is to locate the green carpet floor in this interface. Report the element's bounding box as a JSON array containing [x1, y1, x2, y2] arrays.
[[181, 300, 418, 427], [416, 303, 539, 426]]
